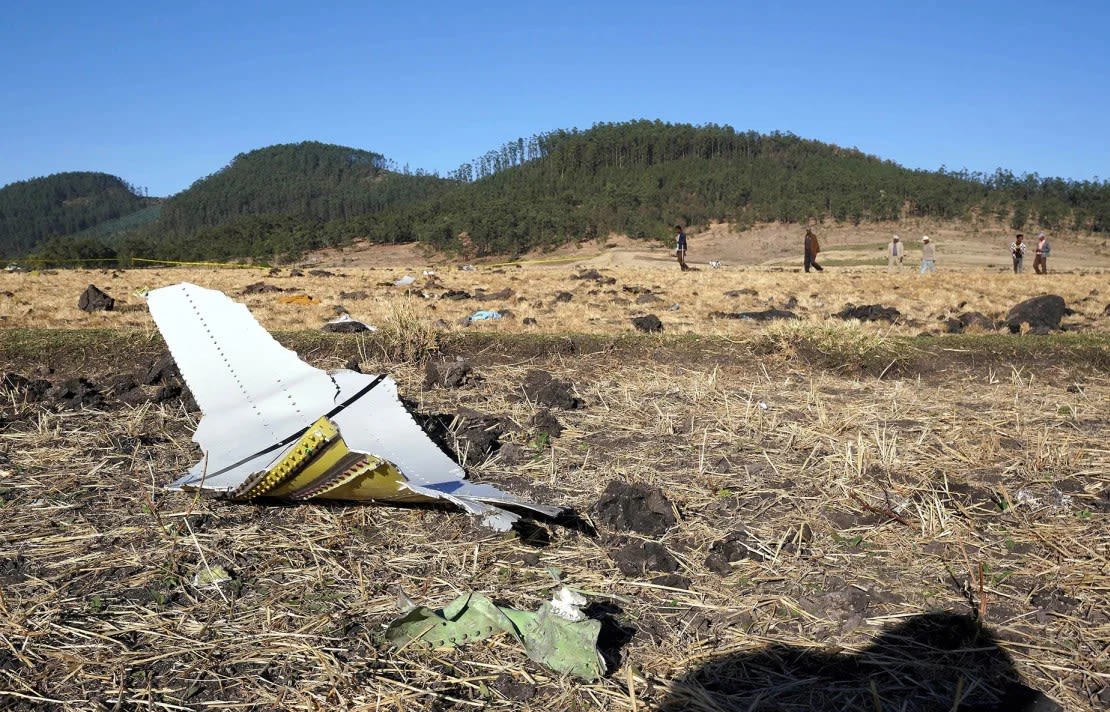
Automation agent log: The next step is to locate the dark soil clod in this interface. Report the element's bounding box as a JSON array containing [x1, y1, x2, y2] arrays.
[[611, 540, 679, 575], [78, 284, 115, 312], [1006, 294, 1067, 333], [705, 530, 767, 574], [837, 303, 901, 323], [530, 409, 563, 439], [631, 315, 663, 332], [424, 358, 477, 389], [520, 370, 581, 409], [594, 480, 676, 535]]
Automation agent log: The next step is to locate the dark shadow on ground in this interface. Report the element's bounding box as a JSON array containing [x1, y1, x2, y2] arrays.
[[658, 612, 1061, 712], [584, 601, 636, 674]]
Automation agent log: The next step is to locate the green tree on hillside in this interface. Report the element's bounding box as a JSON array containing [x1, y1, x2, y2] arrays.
[[0, 172, 153, 257]]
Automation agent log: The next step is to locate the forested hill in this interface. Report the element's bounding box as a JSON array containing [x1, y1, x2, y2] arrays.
[[92, 141, 453, 262], [158, 141, 449, 237], [0, 172, 155, 257], [7, 123, 1110, 263], [368, 121, 1110, 256]]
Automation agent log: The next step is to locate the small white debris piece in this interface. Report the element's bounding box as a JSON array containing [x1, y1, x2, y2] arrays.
[[709, 260, 723, 268], [1014, 489, 1039, 507], [1048, 489, 1073, 511], [192, 564, 232, 588], [550, 587, 588, 621], [325, 313, 377, 332], [396, 588, 417, 613], [394, 275, 416, 286], [422, 270, 436, 276], [758, 401, 769, 411]]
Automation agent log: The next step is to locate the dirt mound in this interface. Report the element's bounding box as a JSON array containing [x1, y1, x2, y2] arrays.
[[594, 481, 676, 535]]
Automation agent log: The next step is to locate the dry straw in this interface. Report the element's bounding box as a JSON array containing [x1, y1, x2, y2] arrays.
[[0, 264, 1108, 709]]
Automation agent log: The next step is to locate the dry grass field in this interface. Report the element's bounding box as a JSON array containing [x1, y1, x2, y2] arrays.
[[1, 242, 1109, 710]]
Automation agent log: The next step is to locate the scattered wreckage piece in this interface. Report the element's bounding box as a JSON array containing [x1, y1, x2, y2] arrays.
[[147, 282, 561, 531], [322, 313, 376, 333], [383, 587, 605, 681]]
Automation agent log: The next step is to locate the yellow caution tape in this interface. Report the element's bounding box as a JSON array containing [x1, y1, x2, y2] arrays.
[[483, 252, 603, 268], [131, 258, 268, 269]]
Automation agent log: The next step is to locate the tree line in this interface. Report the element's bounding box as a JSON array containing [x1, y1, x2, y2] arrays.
[[0, 172, 154, 257], [4, 124, 1109, 265]]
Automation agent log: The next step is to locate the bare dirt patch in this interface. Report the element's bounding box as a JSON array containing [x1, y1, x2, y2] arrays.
[[303, 220, 1110, 274]]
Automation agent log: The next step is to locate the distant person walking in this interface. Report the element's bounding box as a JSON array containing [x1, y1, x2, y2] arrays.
[[919, 236, 936, 274], [674, 225, 689, 271], [1033, 232, 1050, 274], [803, 228, 823, 272], [887, 235, 904, 271], [1011, 233, 1026, 273]]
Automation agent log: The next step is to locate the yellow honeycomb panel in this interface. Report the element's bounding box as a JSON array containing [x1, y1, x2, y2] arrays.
[[231, 417, 339, 500]]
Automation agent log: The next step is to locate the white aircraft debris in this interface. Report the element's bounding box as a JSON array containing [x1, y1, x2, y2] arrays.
[[147, 282, 562, 531]]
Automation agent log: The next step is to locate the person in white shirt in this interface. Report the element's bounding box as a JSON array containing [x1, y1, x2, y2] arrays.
[[920, 236, 936, 274], [1033, 232, 1050, 274], [887, 235, 904, 271]]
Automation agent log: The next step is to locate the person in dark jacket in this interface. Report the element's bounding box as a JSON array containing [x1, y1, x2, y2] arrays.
[[674, 224, 689, 271], [804, 228, 823, 272]]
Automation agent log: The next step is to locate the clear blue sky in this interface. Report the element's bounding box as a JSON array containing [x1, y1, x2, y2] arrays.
[[2, 0, 1107, 196]]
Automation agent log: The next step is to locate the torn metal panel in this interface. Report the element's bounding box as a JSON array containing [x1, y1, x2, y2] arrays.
[[383, 588, 606, 681], [147, 282, 561, 531]]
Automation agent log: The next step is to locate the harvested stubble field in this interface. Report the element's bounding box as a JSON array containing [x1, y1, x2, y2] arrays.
[[1, 260, 1109, 711]]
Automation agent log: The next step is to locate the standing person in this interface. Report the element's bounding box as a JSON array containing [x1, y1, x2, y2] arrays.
[[1010, 234, 1026, 273], [887, 235, 904, 271], [803, 228, 823, 272], [1033, 232, 1050, 274], [919, 236, 936, 274], [674, 225, 689, 271]]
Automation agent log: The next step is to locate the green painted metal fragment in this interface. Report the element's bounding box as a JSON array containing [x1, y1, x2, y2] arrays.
[[518, 601, 604, 681], [383, 588, 606, 681], [383, 592, 517, 648]]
